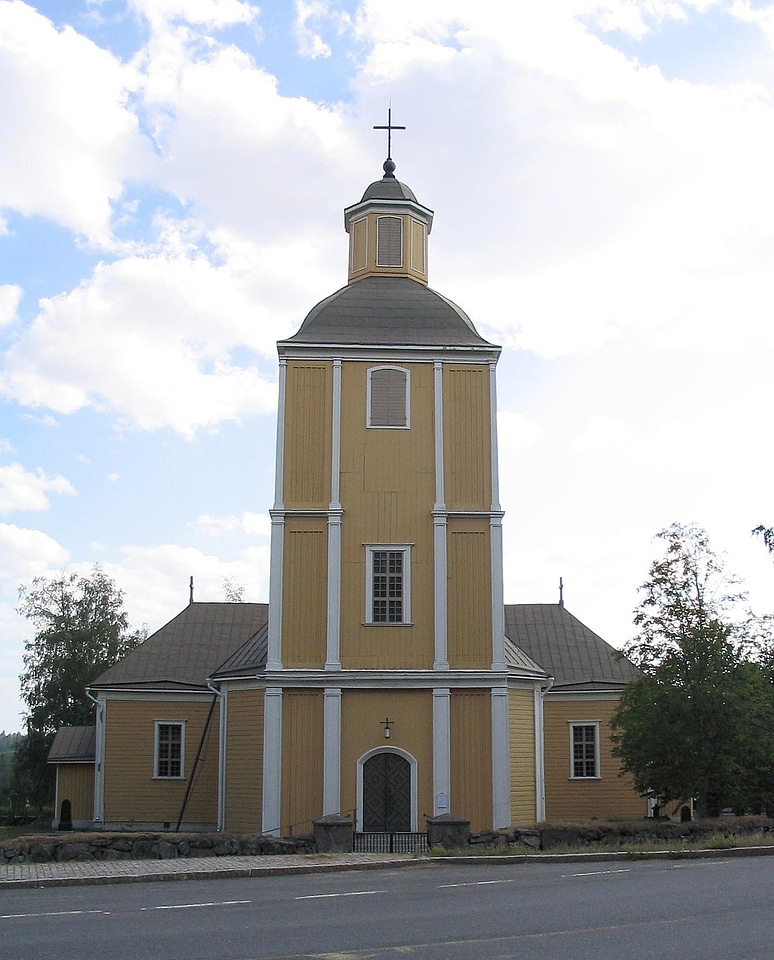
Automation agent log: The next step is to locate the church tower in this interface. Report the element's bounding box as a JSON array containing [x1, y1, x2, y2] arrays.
[[262, 137, 543, 834]]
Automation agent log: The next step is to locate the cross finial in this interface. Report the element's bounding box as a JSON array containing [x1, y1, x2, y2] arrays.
[[373, 106, 406, 175]]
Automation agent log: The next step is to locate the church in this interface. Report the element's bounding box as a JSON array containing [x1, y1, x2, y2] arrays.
[[50, 138, 645, 835]]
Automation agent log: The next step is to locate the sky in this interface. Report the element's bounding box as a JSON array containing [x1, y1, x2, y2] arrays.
[[1, 0, 774, 733]]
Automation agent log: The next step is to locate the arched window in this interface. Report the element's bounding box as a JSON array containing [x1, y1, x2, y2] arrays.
[[367, 366, 409, 428]]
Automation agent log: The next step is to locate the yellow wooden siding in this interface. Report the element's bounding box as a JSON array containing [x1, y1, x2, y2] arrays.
[[281, 518, 327, 668], [340, 689, 433, 827], [103, 698, 219, 826], [543, 699, 647, 821], [447, 518, 492, 668], [339, 361, 435, 669], [56, 764, 94, 822], [508, 688, 536, 824], [443, 365, 491, 510], [283, 362, 331, 508], [281, 690, 324, 832], [350, 217, 368, 274], [450, 690, 492, 832], [224, 687, 264, 833]]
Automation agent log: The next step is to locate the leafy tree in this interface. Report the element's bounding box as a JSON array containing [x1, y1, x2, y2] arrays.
[[612, 523, 774, 817], [753, 524, 774, 555], [12, 565, 145, 810], [222, 577, 245, 602]]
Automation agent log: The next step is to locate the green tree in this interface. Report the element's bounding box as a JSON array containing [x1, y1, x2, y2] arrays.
[[612, 523, 774, 817], [12, 565, 145, 811]]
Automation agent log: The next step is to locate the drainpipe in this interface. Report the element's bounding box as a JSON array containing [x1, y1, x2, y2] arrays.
[[207, 680, 226, 832], [534, 676, 554, 822], [85, 688, 105, 827]]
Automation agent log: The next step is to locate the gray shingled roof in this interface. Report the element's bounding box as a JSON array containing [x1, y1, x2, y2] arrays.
[[90, 602, 269, 690], [48, 726, 96, 763], [360, 176, 417, 202], [504, 604, 638, 692], [504, 634, 548, 678], [282, 277, 496, 348], [211, 620, 269, 678]]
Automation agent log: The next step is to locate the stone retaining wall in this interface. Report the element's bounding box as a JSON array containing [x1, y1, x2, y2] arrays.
[[1, 831, 313, 865], [477, 815, 774, 851]]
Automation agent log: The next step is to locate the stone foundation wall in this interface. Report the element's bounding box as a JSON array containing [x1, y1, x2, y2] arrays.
[[1, 831, 313, 865]]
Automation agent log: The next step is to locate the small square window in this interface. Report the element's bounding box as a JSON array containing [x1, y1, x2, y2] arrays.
[[155, 721, 185, 779], [570, 723, 599, 779], [365, 545, 411, 624]]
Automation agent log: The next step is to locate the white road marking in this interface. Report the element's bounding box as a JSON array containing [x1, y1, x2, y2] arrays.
[[295, 890, 386, 900], [562, 868, 631, 878], [142, 900, 251, 911], [1, 909, 106, 920], [439, 879, 517, 888]]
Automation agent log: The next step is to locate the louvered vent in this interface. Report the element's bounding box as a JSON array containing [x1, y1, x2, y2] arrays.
[[369, 367, 408, 427], [376, 216, 402, 267]]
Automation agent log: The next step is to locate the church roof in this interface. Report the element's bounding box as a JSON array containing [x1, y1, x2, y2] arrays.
[[282, 276, 496, 349], [48, 725, 96, 764], [360, 176, 417, 202], [504, 604, 638, 692], [89, 602, 269, 691]]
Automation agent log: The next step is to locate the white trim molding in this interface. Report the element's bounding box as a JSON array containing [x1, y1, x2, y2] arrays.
[[432, 688, 451, 816], [323, 688, 342, 814], [491, 686, 510, 829], [262, 687, 283, 834]]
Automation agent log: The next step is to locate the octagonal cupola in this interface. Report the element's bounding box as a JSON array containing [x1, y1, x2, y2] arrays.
[[344, 157, 434, 285]]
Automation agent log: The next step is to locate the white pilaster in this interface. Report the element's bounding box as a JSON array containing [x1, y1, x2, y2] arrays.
[[534, 686, 546, 822], [489, 362, 506, 671], [262, 687, 283, 835], [433, 687, 451, 815], [326, 359, 342, 670], [323, 687, 342, 814], [433, 361, 449, 670], [92, 694, 105, 824], [267, 360, 287, 671], [491, 685, 510, 829]]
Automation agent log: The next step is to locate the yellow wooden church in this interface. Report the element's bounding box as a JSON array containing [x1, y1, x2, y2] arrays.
[[50, 153, 645, 834]]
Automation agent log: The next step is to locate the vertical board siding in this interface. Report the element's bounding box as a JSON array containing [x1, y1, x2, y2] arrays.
[[508, 689, 536, 824], [284, 362, 331, 507], [103, 699, 219, 826], [281, 690, 324, 833], [351, 217, 367, 274], [447, 519, 492, 668], [443, 366, 491, 510], [410, 219, 425, 275], [339, 361, 435, 669], [543, 699, 647, 821], [282, 519, 327, 668], [224, 687, 264, 833], [340, 689, 433, 829], [450, 690, 492, 832], [56, 764, 94, 822]]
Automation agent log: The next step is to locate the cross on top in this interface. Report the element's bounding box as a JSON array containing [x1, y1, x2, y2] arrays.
[[373, 107, 406, 160]]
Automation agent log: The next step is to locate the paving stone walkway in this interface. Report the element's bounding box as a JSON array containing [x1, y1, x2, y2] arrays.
[[0, 852, 420, 889]]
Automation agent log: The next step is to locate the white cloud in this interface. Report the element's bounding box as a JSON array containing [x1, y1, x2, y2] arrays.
[[294, 1, 333, 58], [0, 463, 76, 513], [0, 234, 280, 437], [127, 0, 258, 29], [194, 510, 270, 537], [0, 522, 69, 578], [0, 285, 22, 326], [0, 1, 152, 244]]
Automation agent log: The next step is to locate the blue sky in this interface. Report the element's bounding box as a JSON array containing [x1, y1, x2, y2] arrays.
[[2, 0, 774, 732]]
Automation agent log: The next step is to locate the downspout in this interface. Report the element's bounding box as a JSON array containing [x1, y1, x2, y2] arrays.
[[175, 693, 218, 832], [207, 680, 226, 832], [535, 676, 554, 822], [85, 688, 105, 826]]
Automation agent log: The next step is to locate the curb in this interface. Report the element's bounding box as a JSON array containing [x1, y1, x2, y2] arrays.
[[3, 844, 774, 890]]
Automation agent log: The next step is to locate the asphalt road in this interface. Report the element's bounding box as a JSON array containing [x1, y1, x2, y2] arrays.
[[2, 856, 773, 960]]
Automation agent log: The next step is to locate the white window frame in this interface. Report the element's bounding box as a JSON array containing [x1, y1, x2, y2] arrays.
[[569, 721, 600, 779], [365, 544, 412, 625], [154, 720, 186, 780], [376, 215, 403, 267], [367, 365, 410, 429]]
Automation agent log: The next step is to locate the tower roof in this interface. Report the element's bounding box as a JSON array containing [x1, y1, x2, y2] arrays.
[[282, 276, 496, 349]]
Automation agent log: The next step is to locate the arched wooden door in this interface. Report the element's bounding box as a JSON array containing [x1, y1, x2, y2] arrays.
[[362, 752, 412, 832]]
